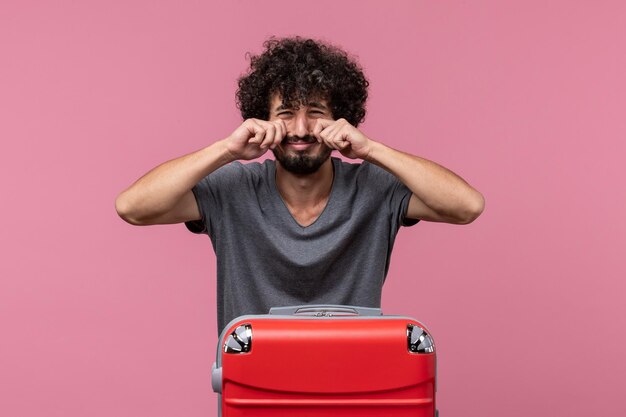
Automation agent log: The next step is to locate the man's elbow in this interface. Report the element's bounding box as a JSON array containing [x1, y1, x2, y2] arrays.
[[456, 193, 485, 225], [115, 193, 145, 225]]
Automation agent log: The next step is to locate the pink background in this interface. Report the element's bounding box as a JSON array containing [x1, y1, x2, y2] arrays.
[[1, 1, 625, 416]]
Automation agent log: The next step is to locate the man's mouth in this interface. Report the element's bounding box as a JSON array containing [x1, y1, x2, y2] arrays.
[[283, 136, 317, 145]]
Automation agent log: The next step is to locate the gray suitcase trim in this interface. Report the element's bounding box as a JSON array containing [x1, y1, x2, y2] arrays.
[[269, 304, 383, 316]]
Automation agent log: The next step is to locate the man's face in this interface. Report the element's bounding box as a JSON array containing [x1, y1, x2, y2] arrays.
[[269, 93, 334, 175]]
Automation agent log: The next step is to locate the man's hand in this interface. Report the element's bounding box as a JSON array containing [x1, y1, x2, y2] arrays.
[[224, 118, 287, 161], [312, 118, 373, 160]]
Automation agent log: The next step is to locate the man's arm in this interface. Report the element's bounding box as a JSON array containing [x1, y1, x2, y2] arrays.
[[115, 141, 232, 225], [365, 142, 484, 224], [312, 118, 485, 225], [115, 119, 287, 225]]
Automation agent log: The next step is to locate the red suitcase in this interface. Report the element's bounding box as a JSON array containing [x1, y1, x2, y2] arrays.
[[211, 305, 438, 417]]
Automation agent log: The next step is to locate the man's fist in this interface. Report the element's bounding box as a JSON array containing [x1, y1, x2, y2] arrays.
[[224, 118, 287, 161], [312, 118, 373, 160]]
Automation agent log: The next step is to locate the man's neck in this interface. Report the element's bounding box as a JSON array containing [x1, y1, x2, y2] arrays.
[[275, 158, 334, 210]]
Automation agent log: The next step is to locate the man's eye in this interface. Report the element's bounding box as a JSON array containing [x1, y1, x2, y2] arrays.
[[277, 112, 293, 117]]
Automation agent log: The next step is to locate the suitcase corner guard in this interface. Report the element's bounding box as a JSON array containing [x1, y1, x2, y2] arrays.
[[407, 323, 435, 353], [211, 362, 222, 393]]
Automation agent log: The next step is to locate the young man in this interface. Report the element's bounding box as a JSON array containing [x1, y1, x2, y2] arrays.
[[116, 36, 485, 333]]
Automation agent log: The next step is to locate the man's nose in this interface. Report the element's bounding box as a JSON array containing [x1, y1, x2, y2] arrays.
[[292, 113, 311, 137]]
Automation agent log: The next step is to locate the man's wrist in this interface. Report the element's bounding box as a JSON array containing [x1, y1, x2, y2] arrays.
[[213, 138, 238, 165], [362, 139, 386, 164]]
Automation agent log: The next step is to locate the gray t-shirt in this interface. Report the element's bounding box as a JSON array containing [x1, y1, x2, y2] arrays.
[[185, 157, 418, 334]]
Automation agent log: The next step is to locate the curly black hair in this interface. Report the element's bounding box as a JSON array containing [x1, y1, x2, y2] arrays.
[[236, 36, 369, 127]]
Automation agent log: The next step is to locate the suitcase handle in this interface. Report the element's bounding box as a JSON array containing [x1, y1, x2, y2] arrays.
[[268, 304, 383, 316]]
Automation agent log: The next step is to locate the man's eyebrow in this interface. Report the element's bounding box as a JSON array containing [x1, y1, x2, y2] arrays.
[[308, 101, 329, 110], [274, 101, 329, 112]]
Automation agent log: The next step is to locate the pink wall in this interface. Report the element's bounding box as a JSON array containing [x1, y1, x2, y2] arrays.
[[2, 1, 625, 416]]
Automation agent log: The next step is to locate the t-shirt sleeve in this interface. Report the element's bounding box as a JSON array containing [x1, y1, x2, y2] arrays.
[[362, 162, 419, 232], [184, 162, 244, 236], [394, 181, 420, 228], [388, 175, 420, 232]]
